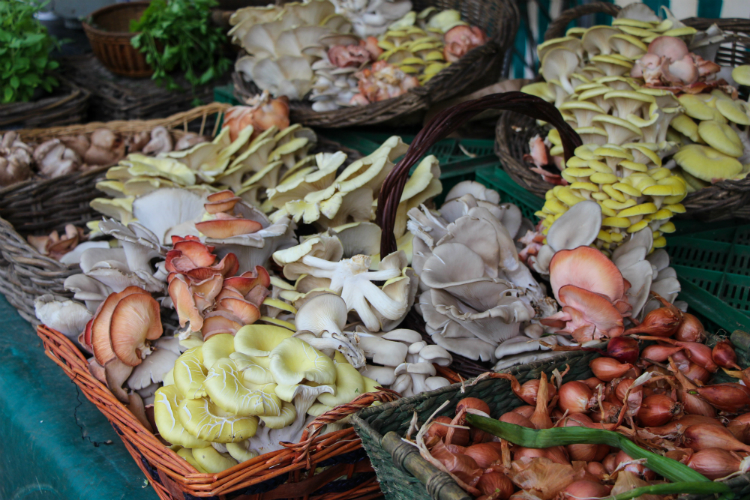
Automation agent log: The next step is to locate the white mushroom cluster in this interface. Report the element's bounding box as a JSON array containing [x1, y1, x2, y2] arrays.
[[0, 131, 33, 186], [269, 136, 441, 232], [231, 0, 354, 100], [408, 181, 559, 363], [330, 0, 412, 38], [92, 124, 316, 224]]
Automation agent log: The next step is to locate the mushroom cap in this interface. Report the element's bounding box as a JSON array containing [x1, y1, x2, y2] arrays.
[[202, 333, 236, 370], [558, 284, 624, 338], [716, 99, 750, 126], [205, 358, 281, 417], [674, 144, 743, 182], [541, 48, 580, 92], [269, 337, 336, 386], [670, 114, 700, 142], [235, 324, 293, 357], [732, 65, 750, 86], [549, 246, 625, 303], [697, 121, 744, 158], [127, 348, 179, 390], [179, 397, 259, 443], [109, 292, 163, 366], [154, 385, 209, 448], [174, 346, 208, 400], [317, 361, 365, 406], [259, 401, 297, 429], [581, 26, 621, 57], [230, 351, 275, 384], [678, 94, 716, 121], [295, 293, 347, 335], [91, 286, 148, 366], [546, 200, 602, 252]]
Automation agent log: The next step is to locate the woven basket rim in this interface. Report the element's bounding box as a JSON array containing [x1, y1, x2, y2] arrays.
[[36, 323, 406, 498], [81, 1, 150, 38]]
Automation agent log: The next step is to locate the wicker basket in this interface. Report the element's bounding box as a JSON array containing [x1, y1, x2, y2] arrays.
[[58, 54, 225, 122], [352, 330, 750, 500], [37, 324, 401, 500], [234, 0, 520, 128], [375, 91, 581, 379], [496, 3, 750, 222], [0, 103, 230, 325], [0, 75, 90, 130], [82, 2, 153, 78]]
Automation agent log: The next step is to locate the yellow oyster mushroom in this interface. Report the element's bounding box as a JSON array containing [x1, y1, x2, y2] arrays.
[[660, 222, 676, 233], [258, 316, 296, 330], [627, 220, 649, 233], [674, 145, 742, 182], [202, 333, 235, 370], [178, 397, 259, 443], [192, 446, 239, 473], [587, 160, 614, 173], [618, 203, 657, 218], [230, 351, 275, 384], [602, 217, 631, 228], [204, 358, 281, 417], [259, 401, 296, 429], [602, 199, 636, 211], [317, 361, 366, 407], [570, 182, 599, 192], [590, 172, 619, 184], [698, 121, 744, 158], [602, 185, 626, 202], [226, 441, 259, 463], [154, 386, 209, 448], [174, 347, 208, 400], [234, 324, 294, 357], [176, 448, 208, 473], [269, 337, 337, 386], [715, 99, 750, 126]]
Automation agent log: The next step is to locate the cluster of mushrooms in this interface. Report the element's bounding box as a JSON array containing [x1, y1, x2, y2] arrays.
[[0, 127, 209, 189], [231, 0, 486, 111], [521, 3, 750, 253]]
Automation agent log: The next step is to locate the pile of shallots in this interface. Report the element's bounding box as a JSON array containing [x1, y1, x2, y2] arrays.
[[410, 301, 750, 500]]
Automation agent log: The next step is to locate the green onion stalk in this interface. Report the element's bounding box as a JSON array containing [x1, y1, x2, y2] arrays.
[[465, 414, 734, 499]]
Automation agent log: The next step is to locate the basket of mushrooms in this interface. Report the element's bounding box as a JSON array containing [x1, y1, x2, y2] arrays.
[[496, 2, 750, 222], [0, 103, 232, 324], [231, 0, 519, 127]]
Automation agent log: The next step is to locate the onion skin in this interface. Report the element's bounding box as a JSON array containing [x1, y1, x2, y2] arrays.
[[476, 471, 513, 499], [675, 313, 705, 342], [425, 416, 453, 441], [558, 381, 594, 414], [678, 341, 718, 372], [637, 394, 682, 427], [590, 402, 621, 424], [562, 413, 598, 461], [603, 453, 618, 474], [464, 443, 503, 468], [642, 344, 684, 363], [646, 415, 723, 436], [692, 383, 750, 413], [582, 377, 604, 391], [687, 448, 744, 480], [625, 306, 682, 337], [683, 424, 750, 453], [590, 357, 634, 381], [615, 450, 655, 480], [682, 362, 711, 385], [512, 406, 535, 419], [615, 378, 635, 403], [561, 480, 612, 499], [499, 412, 533, 428], [458, 397, 491, 417], [586, 462, 607, 479], [713, 340, 741, 370], [607, 337, 639, 364], [515, 378, 557, 406], [729, 414, 750, 443]]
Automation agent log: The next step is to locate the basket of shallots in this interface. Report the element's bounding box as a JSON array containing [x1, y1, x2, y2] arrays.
[[354, 304, 750, 500]]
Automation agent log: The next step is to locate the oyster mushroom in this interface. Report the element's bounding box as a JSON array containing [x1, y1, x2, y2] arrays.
[[142, 126, 174, 155], [34, 139, 81, 177]]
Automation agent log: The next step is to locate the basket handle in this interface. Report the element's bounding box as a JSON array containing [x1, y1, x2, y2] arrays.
[[285, 388, 401, 466], [375, 91, 582, 257], [544, 2, 622, 41]]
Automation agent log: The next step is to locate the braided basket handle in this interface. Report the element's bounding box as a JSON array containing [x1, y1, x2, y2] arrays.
[[375, 91, 582, 257], [544, 2, 622, 41], [285, 388, 401, 465]]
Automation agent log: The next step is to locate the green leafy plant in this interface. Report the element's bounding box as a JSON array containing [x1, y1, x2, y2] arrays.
[[0, 0, 60, 104], [130, 0, 230, 91]]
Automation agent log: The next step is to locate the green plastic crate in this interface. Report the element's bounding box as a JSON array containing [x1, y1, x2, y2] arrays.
[[667, 226, 750, 333], [213, 84, 239, 105]]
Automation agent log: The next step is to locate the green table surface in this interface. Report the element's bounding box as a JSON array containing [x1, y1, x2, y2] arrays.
[[0, 294, 157, 500]]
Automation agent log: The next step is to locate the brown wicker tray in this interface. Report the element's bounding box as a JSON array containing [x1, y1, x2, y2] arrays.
[[0, 75, 90, 130], [37, 324, 400, 500], [496, 3, 750, 222], [59, 54, 225, 122], [0, 103, 230, 325], [234, 0, 520, 128]]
